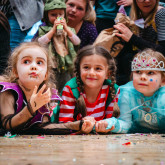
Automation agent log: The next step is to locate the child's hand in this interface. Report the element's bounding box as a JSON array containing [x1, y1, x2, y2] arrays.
[[30, 84, 51, 112], [81, 120, 95, 134], [60, 18, 67, 31], [83, 116, 96, 123], [95, 120, 115, 133]]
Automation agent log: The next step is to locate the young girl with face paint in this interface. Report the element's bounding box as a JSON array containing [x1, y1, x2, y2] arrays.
[[0, 42, 93, 135], [95, 49, 165, 134]]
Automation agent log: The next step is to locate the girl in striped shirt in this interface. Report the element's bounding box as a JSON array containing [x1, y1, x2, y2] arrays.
[[52, 45, 120, 132]]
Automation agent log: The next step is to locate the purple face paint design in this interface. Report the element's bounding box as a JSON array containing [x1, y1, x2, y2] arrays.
[[150, 79, 153, 82]]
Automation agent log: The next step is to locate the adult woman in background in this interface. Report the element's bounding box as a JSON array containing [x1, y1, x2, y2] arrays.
[[114, 0, 165, 85], [66, 0, 98, 49]]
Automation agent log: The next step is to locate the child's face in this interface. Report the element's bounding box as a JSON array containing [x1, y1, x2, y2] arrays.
[[48, 9, 65, 24], [133, 70, 163, 97], [80, 54, 109, 90], [16, 47, 48, 89]]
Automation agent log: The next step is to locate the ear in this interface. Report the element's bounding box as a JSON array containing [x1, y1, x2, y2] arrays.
[[161, 77, 165, 87], [106, 70, 111, 79], [13, 69, 18, 78], [44, 72, 48, 80]]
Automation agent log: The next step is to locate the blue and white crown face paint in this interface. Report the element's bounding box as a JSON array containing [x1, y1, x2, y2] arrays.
[[132, 52, 165, 72]]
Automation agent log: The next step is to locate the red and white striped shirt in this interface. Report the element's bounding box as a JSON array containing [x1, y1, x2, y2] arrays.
[[59, 84, 120, 123]]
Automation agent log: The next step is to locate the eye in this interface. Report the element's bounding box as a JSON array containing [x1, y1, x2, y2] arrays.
[[96, 67, 102, 71], [135, 71, 141, 74], [148, 71, 154, 75], [52, 13, 57, 17], [23, 60, 30, 64], [37, 61, 43, 65], [83, 66, 89, 70], [68, 3, 74, 7], [77, 7, 83, 11]]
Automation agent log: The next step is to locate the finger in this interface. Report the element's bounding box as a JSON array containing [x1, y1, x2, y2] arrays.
[[95, 122, 99, 131], [81, 122, 87, 131], [115, 33, 123, 38], [38, 84, 46, 95], [32, 85, 38, 95], [106, 125, 115, 132]]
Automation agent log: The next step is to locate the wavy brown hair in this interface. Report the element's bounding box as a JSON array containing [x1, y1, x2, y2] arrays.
[[73, 45, 120, 120]]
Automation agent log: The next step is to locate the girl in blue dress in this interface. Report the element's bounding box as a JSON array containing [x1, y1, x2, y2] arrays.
[[95, 49, 165, 133]]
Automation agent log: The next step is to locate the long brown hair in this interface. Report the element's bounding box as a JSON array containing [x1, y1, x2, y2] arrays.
[[74, 45, 120, 120], [130, 0, 159, 34], [0, 11, 10, 33]]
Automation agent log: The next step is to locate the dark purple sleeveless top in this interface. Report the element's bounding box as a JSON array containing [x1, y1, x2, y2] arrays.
[[0, 82, 62, 129]]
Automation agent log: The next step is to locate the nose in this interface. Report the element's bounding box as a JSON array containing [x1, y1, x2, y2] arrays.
[[72, 6, 77, 13], [30, 62, 37, 70], [89, 68, 95, 75], [140, 73, 147, 80]]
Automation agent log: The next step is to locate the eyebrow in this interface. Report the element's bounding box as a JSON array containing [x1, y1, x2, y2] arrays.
[[21, 56, 46, 62]]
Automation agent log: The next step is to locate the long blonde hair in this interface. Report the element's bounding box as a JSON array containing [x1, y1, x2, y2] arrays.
[[1, 42, 56, 90], [130, 0, 159, 34]]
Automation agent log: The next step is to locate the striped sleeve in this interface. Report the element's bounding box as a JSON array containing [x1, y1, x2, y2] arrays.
[[156, 8, 165, 41], [58, 85, 76, 123], [105, 88, 120, 118]]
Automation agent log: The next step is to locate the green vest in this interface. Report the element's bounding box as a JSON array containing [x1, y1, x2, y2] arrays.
[[51, 77, 119, 123], [39, 26, 78, 73]]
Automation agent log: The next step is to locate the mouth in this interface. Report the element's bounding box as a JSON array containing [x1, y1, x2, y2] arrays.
[[87, 78, 97, 81], [29, 72, 38, 78], [143, 5, 152, 8], [138, 83, 148, 86], [68, 14, 76, 18]]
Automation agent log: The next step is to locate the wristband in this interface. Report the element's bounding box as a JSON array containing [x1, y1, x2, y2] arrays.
[[27, 101, 36, 117], [79, 120, 84, 130]]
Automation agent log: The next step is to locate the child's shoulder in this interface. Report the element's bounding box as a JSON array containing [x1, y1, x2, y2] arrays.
[[0, 82, 20, 92], [64, 77, 78, 89], [157, 86, 165, 96], [119, 81, 137, 95]]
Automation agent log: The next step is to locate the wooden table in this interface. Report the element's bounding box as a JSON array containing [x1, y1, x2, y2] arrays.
[[0, 134, 165, 165]]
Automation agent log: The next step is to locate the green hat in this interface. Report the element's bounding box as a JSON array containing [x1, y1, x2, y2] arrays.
[[44, 0, 66, 11]]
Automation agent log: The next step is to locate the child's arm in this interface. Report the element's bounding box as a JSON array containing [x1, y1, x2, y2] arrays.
[[0, 85, 51, 132], [61, 18, 80, 45], [0, 91, 35, 131], [95, 92, 133, 133], [38, 20, 58, 44]]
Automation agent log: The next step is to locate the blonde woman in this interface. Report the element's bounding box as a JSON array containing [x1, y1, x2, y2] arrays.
[[66, 0, 98, 48]]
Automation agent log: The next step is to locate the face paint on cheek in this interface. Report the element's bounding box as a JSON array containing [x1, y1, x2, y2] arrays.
[[150, 79, 153, 82]]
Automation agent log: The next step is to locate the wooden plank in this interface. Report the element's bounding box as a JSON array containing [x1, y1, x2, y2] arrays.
[[0, 134, 165, 165]]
